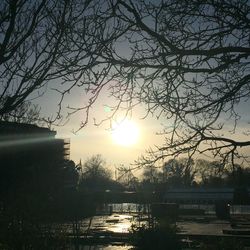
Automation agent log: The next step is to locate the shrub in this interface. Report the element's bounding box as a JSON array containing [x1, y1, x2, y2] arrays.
[[130, 223, 181, 250]]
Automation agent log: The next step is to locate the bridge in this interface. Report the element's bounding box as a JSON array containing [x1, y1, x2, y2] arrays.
[[92, 191, 159, 204], [87, 188, 249, 205], [163, 188, 235, 204]]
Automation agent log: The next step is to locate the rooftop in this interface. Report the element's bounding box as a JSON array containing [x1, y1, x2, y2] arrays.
[[0, 121, 56, 137]]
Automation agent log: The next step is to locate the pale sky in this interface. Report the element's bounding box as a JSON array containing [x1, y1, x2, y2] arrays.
[[34, 78, 250, 171], [35, 85, 165, 169], [62, 117, 162, 168]]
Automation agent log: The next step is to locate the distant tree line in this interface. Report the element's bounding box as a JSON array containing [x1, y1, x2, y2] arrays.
[[140, 158, 250, 190], [76, 155, 250, 194], [78, 154, 124, 192]]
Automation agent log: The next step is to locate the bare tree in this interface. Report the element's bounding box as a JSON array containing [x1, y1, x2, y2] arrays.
[[142, 164, 161, 184], [80, 154, 111, 180], [163, 158, 196, 187], [195, 159, 226, 186], [1, 0, 250, 165], [78, 154, 120, 191], [0, 0, 123, 125], [116, 165, 139, 189], [87, 0, 250, 165], [1, 100, 42, 124]]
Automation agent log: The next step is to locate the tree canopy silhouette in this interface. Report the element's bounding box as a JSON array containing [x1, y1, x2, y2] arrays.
[[90, 0, 250, 165], [0, 0, 120, 124], [1, 0, 250, 165], [79, 154, 123, 191]]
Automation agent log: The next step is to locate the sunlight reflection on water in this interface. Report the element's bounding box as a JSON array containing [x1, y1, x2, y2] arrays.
[[80, 213, 146, 234], [105, 214, 133, 233], [81, 245, 133, 250]]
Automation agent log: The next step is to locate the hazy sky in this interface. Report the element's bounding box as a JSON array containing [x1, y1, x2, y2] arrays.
[[28, 0, 250, 170], [35, 82, 165, 170], [33, 74, 250, 171]]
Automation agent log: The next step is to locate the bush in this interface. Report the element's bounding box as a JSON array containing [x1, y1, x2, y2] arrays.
[[130, 223, 181, 250]]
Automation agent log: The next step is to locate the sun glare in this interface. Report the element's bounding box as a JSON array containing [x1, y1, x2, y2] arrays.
[[111, 119, 139, 146]]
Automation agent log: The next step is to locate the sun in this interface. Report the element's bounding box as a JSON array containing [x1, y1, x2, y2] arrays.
[[111, 119, 139, 146]]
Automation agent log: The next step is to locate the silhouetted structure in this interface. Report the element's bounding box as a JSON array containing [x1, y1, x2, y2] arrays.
[[0, 122, 83, 248], [164, 188, 235, 204], [0, 120, 70, 161], [0, 121, 71, 196]]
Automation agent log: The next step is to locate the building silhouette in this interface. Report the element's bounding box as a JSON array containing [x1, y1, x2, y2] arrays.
[[0, 121, 72, 197], [0, 120, 70, 161]]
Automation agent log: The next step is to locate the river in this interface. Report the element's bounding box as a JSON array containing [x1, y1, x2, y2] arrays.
[[62, 203, 250, 249]]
